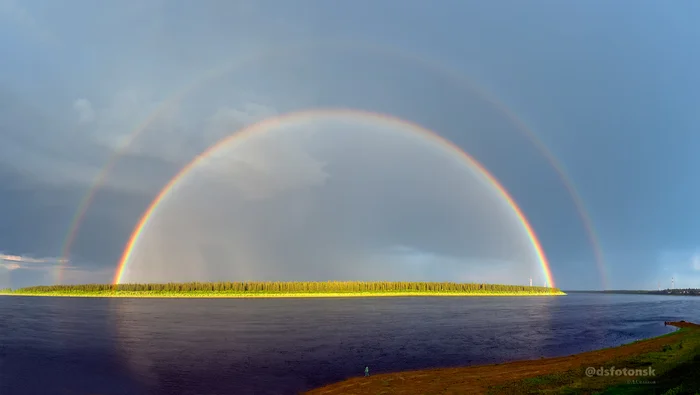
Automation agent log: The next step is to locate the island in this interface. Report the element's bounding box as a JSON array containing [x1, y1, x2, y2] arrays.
[[0, 281, 565, 298], [306, 321, 700, 394]]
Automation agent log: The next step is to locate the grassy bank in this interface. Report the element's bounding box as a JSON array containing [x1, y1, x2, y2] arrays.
[[0, 281, 565, 298], [307, 322, 700, 394]]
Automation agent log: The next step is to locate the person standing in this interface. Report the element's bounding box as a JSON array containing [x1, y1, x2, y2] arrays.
[[364, 366, 369, 377]]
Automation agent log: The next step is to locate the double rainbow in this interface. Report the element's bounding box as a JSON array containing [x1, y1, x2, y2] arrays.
[[59, 41, 604, 288]]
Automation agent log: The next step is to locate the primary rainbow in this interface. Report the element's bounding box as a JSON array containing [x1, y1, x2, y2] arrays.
[[113, 109, 555, 287], [60, 40, 600, 287]]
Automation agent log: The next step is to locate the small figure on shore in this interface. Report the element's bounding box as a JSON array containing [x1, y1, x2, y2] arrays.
[[365, 366, 369, 377]]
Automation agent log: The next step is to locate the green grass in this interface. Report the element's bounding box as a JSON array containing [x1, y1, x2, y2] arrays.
[[0, 281, 565, 298], [488, 328, 700, 395]]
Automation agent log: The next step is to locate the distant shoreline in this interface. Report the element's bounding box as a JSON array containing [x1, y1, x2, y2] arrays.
[[566, 290, 700, 296], [0, 291, 566, 298]]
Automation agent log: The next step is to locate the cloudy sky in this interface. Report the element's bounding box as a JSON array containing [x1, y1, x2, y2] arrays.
[[1, 0, 698, 290]]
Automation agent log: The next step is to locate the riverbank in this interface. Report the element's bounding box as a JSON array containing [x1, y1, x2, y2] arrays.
[[306, 321, 700, 394], [0, 290, 566, 298]]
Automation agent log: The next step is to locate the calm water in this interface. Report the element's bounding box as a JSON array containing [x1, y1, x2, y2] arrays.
[[0, 293, 696, 395]]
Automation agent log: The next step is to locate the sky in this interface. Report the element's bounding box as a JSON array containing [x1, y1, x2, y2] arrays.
[[0, 0, 699, 290]]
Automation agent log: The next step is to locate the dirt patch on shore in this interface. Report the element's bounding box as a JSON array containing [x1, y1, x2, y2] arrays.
[[306, 322, 693, 395], [666, 320, 700, 329]]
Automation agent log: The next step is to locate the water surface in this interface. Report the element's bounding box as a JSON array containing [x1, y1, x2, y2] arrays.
[[1, 293, 694, 395]]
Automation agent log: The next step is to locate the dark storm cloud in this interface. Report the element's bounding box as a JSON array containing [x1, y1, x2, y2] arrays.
[[0, 50, 592, 288], [2, 0, 697, 289], [0, 158, 163, 287]]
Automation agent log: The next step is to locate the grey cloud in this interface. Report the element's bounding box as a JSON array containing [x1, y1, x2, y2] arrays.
[[58, 266, 116, 285], [0, 159, 155, 286], [0, 0, 58, 46], [121, 118, 544, 285], [74, 88, 175, 156], [0, 166, 83, 257], [70, 87, 282, 189], [73, 99, 95, 124], [0, 264, 113, 289], [655, 250, 700, 287], [0, 262, 20, 271], [1, 81, 294, 287], [207, 103, 278, 136], [1, 0, 643, 290], [0, 253, 68, 264], [201, 128, 329, 200], [0, 87, 106, 187]]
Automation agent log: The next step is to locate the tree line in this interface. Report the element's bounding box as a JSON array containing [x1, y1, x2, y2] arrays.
[[10, 281, 560, 294]]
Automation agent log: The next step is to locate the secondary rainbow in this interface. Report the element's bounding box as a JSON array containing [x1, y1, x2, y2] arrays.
[[113, 109, 556, 287], [60, 40, 597, 287]]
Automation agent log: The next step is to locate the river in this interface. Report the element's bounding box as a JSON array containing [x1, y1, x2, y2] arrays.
[[1, 293, 695, 395]]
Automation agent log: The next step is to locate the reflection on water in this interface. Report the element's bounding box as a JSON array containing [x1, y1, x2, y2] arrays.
[[0, 294, 687, 395]]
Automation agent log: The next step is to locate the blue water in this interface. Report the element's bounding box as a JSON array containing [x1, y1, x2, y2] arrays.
[[0, 293, 695, 395]]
